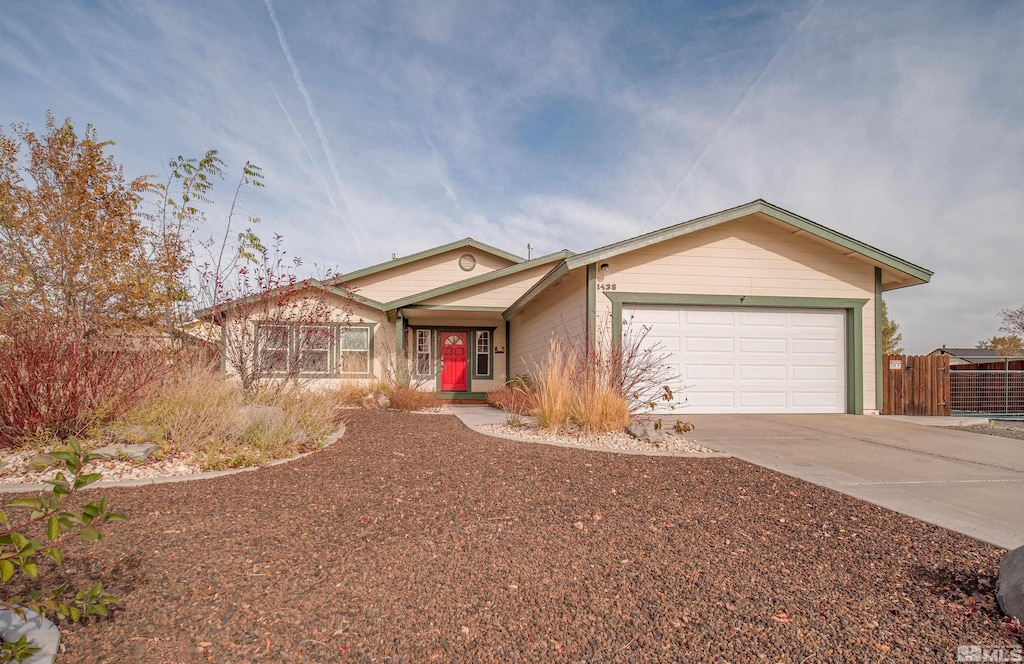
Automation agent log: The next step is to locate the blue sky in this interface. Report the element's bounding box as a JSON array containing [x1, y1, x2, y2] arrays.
[[2, 0, 1022, 352]]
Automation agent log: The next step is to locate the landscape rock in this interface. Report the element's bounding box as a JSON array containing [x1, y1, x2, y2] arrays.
[[100, 424, 162, 445], [996, 545, 1024, 622], [359, 393, 392, 410], [91, 443, 159, 462], [626, 419, 664, 444], [26, 454, 56, 471], [233, 405, 287, 432]]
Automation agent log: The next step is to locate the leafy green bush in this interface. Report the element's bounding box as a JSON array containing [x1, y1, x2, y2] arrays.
[[1, 439, 124, 661]]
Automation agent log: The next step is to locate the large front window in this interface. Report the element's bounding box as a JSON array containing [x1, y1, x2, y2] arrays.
[[297, 324, 333, 374], [256, 323, 372, 375], [259, 323, 290, 373], [339, 326, 370, 374]]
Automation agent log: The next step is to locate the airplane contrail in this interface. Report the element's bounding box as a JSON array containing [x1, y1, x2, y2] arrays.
[[423, 132, 460, 208], [264, 0, 365, 252], [269, 82, 348, 223], [647, 0, 826, 227]]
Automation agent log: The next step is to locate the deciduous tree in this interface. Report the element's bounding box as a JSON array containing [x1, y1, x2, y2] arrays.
[[881, 298, 904, 355], [0, 113, 163, 329], [998, 305, 1024, 340], [977, 335, 1023, 356]]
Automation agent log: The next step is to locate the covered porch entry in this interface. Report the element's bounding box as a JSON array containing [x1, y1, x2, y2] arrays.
[[394, 306, 508, 401]]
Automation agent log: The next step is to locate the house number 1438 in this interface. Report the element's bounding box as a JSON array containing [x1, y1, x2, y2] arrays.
[[597, 283, 617, 291]]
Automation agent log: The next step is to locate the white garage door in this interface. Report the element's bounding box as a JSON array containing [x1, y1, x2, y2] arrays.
[[625, 305, 846, 414]]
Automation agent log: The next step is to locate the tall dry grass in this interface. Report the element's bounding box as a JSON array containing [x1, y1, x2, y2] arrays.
[[531, 339, 576, 431], [121, 361, 344, 469], [529, 339, 630, 433]]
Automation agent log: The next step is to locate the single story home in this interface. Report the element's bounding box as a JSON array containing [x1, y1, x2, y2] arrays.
[[203, 199, 932, 414]]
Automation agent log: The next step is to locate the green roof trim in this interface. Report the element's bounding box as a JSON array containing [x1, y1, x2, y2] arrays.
[[564, 199, 934, 284], [383, 250, 572, 310], [502, 261, 569, 320], [193, 279, 385, 322], [325, 237, 525, 288], [402, 305, 506, 312], [317, 283, 387, 311]]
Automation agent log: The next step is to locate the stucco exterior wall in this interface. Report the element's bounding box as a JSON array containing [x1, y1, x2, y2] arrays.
[[592, 214, 877, 409], [508, 270, 587, 378], [347, 249, 515, 304]]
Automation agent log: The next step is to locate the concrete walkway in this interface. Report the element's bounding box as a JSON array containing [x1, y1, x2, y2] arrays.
[[683, 414, 1024, 549]]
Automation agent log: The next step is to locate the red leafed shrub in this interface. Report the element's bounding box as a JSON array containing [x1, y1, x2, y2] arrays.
[[388, 387, 440, 412], [486, 384, 536, 415], [0, 316, 168, 447]]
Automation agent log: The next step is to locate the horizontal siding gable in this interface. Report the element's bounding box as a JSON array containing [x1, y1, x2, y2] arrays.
[[347, 248, 515, 303]]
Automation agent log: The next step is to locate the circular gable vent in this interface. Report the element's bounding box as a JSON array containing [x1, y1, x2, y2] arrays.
[[458, 253, 477, 271]]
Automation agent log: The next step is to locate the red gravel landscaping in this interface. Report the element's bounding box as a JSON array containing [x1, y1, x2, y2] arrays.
[[29, 411, 1021, 662]]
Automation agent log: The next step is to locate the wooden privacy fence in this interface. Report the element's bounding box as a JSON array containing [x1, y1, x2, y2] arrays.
[[882, 354, 951, 416]]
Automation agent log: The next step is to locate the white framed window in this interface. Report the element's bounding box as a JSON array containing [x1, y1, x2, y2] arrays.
[[415, 329, 432, 375], [340, 326, 371, 374], [297, 324, 333, 374], [475, 330, 490, 377], [259, 323, 291, 373]]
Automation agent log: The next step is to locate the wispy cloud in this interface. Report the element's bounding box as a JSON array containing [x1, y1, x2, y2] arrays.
[[2, 0, 1022, 351], [422, 132, 460, 208], [646, 0, 825, 227], [262, 0, 362, 250]]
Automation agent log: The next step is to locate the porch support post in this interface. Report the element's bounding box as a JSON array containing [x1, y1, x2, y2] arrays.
[[395, 309, 406, 383], [505, 320, 511, 383]]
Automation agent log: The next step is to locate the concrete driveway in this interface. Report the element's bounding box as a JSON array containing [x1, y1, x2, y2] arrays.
[[685, 414, 1024, 549]]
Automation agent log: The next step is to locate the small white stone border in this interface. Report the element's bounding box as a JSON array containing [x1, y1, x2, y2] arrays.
[[0, 424, 346, 495], [456, 416, 730, 458]]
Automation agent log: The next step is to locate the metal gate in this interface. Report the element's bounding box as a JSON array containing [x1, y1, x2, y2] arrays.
[[950, 359, 1024, 415]]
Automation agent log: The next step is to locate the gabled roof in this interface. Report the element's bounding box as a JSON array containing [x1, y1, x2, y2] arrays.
[[194, 279, 383, 321], [502, 261, 570, 320], [564, 199, 933, 284], [385, 250, 573, 310], [325, 237, 524, 287], [505, 199, 933, 319]]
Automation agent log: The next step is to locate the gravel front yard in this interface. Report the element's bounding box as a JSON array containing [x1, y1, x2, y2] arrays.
[[27, 411, 1020, 662], [956, 419, 1024, 441]]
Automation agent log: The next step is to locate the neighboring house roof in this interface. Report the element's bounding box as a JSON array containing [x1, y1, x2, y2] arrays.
[[505, 199, 934, 319], [384, 250, 573, 310], [929, 347, 1004, 362], [323, 237, 525, 288]]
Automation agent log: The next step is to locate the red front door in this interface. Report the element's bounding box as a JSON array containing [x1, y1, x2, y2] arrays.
[[440, 332, 468, 392]]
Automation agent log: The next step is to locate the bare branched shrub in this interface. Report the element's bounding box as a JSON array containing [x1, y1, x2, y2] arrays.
[[587, 316, 681, 414], [526, 316, 683, 433]]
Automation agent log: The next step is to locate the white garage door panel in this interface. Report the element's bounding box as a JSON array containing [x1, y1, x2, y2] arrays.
[[625, 305, 846, 414]]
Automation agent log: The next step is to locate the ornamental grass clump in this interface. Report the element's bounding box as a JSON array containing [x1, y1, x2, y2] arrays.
[[530, 339, 577, 431], [118, 360, 344, 470]]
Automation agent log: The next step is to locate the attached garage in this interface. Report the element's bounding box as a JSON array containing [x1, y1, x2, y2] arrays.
[[625, 304, 847, 414], [506, 200, 934, 414]]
